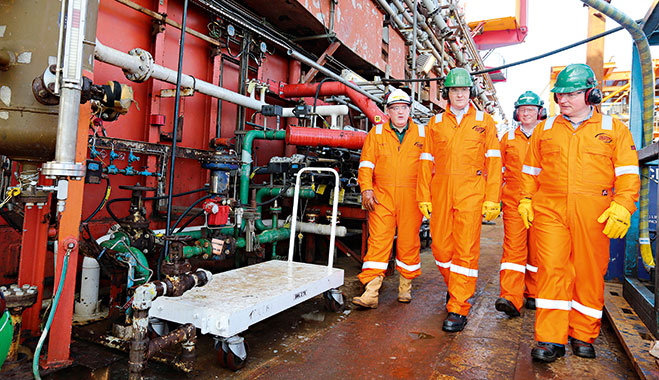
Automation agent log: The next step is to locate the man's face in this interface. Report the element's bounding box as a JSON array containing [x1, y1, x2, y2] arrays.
[[448, 87, 471, 110], [517, 105, 540, 127], [387, 103, 410, 128], [556, 90, 589, 118]]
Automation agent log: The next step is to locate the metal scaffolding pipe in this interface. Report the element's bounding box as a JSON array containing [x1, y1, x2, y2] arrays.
[[286, 49, 382, 104], [420, 0, 466, 65], [376, 0, 443, 67], [399, 0, 456, 66]]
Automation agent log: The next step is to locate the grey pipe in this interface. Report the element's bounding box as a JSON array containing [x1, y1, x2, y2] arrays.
[[95, 40, 353, 117], [393, 0, 446, 65], [420, 0, 466, 65], [375, 0, 443, 67]]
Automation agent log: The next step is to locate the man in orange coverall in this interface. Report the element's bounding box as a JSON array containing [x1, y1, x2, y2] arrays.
[[353, 88, 425, 308], [416, 68, 502, 332], [495, 90, 547, 318], [519, 63, 640, 362]]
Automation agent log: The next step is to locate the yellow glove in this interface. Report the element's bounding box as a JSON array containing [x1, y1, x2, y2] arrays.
[[482, 201, 501, 221], [597, 201, 631, 239], [419, 202, 432, 219], [518, 198, 533, 229]]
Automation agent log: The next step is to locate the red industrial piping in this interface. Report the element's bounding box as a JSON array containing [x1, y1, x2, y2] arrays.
[[281, 82, 386, 125], [286, 126, 366, 149]]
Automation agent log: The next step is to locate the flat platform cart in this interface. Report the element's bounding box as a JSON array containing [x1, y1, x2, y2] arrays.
[[149, 167, 345, 369]]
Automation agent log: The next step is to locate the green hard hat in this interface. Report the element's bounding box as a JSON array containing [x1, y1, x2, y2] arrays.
[[551, 63, 597, 93], [444, 68, 474, 88], [514, 91, 544, 107]]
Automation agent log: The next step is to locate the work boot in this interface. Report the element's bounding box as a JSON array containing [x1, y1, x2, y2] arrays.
[[442, 312, 467, 332], [495, 297, 521, 317], [531, 342, 566, 362], [525, 297, 536, 310], [570, 338, 596, 358], [398, 275, 412, 303], [352, 275, 383, 309]]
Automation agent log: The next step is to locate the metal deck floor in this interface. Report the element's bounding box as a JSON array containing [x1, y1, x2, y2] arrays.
[[109, 220, 638, 380]]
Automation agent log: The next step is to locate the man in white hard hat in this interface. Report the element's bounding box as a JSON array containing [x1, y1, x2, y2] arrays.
[[354, 89, 426, 308]]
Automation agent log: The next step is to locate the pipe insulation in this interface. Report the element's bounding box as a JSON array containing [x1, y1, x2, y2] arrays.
[[286, 126, 366, 150], [74, 257, 100, 317]]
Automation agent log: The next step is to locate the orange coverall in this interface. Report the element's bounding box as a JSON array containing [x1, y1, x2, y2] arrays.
[[521, 112, 640, 345], [417, 105, 502, 316], [500, 127, 538, 311], [357, 119, 425, 284]]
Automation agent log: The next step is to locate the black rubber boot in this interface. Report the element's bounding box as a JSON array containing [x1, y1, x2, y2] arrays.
[[495, 297, 521, 317], [442, 312, 467, 332], [570, 338, 596, 358], [531, 342, 566, 362], [525, 297, 536, 310]]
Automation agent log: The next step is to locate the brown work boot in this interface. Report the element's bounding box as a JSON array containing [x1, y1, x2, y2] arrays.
[[352, 275, 383, 309], [398, 275, 412, 303]]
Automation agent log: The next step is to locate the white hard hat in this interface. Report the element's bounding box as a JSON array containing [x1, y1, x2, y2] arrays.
[[386, 89, 411, 107]]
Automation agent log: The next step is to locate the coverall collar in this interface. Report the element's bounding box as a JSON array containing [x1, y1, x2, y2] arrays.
[[450, 104, 470, 125], [519, 124, 535, 138], [383, 118, 414, 144], [562, 106, 594, 129]]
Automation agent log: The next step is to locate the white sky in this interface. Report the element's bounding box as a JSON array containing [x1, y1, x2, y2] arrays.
[[463, 0, 658, 126]]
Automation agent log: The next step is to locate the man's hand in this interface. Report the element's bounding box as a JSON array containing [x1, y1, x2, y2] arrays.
[[361, 190, 379, 212], [518, 198, 534, 229], [597, 201, 631, 239], [482, 201, 501, 221], [418, 202, 432, 219]]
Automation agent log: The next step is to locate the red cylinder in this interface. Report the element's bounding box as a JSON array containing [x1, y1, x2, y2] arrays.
[[286, 126, 366, 149]]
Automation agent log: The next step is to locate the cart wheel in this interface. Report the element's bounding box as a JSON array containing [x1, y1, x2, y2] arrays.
[[324, 289, 344, 312], [216, 336, 248, 371]]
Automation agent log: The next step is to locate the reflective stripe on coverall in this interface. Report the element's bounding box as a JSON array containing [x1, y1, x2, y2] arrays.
[[521, 113, 640, 344], [357, 119, 425, 284], [417, 105, 502, 316], [500, 127, 538, 311]]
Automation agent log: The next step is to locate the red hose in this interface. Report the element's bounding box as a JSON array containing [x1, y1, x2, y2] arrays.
[[281, 82, 386, 125]]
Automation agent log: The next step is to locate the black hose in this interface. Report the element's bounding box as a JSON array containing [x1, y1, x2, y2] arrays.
[[162, 0, 189, 279], [171, 194, 212, 232], [313, 78, 333, 116], [376, 22, 634, 84], [175, 210, 205, 234], [82, 176, 110, 224], [159, 193, 211, 280], [105, 186, 208, 224]]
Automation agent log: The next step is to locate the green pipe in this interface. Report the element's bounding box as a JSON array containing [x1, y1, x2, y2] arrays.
[[236, 228, 291, 248], [240, 130, 286, 205], [101, 233, 150, 284], [580, 0, 655, 271], [255, 187, 315, 230], [182, 239, 212, 258], [0, 311, 12, 369]]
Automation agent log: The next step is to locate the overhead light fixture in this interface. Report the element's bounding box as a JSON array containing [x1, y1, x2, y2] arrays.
[[417, 54, 436, 74]]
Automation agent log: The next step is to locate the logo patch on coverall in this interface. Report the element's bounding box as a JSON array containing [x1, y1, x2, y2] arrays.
[[472, 126, 485, 134], [414, 142, 423, 149], [595, 133, 613, 144]]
